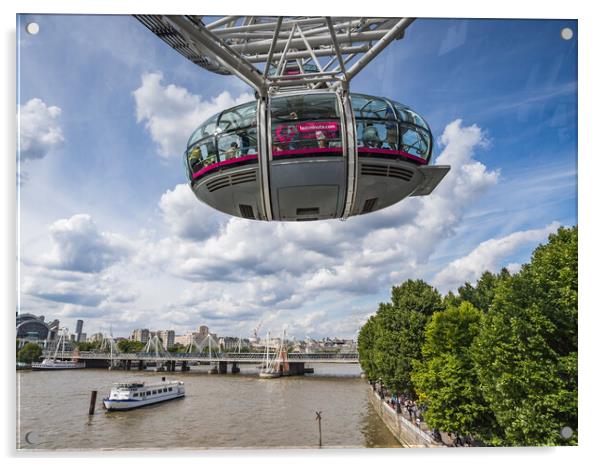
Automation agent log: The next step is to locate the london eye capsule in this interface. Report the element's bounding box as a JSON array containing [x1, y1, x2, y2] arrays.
[[183, 91, 449, 221], [136, 15, 451, 221]]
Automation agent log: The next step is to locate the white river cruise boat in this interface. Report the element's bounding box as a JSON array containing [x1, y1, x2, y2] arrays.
[[31, 359, 85, 370], [32, 329, 86, 370], [103, 380, 185, 411]]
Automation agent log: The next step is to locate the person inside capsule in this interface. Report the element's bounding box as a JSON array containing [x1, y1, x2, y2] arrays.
[[316, 130, 328, 148], [362, 122, 382, 148], [225, 141, 240, 159]]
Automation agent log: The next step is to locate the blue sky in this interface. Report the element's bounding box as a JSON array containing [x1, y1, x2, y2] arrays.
[[17, 15, 577, 340]]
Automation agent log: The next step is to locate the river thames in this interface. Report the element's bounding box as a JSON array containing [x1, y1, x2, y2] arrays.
[[17, 363, 400, 450]]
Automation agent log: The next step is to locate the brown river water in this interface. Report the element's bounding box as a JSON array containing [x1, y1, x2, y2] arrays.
[[17, 363, 400, 450]]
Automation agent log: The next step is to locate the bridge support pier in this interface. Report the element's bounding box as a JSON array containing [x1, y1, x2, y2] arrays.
[[218, 361, 228, 374], [126, 360, 131, 371], [138, 360, 145, 370], [288, 362, 306, 376], [171, 360, 177, 371], [231, 362, 240, 374], [181, 361, 189, 372]]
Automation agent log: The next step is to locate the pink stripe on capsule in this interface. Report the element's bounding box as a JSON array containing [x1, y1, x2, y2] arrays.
[[192, 154, 258, 179], [357, 147, 427, 164], [272, 147, 343, 157]]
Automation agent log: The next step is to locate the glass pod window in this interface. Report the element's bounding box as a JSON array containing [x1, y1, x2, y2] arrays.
[[185, 101, 259, 180], [217, 128, 258, 160], [352, 94, 432, 162], [270, 93, 343, 155], [352, 94, 399, 154], [215, 101, 258, 162], [187, 114, 218, 148], [186, 137, 218, 175]]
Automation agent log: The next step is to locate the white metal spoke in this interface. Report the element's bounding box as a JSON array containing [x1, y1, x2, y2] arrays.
[[134, 15, 414, 93]]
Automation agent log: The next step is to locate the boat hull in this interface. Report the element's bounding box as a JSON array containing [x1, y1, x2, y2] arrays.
[[103, 393, 185, 411], [31, 362, 86, 370]]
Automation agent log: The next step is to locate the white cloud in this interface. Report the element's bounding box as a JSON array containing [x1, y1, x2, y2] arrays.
[[42, 214, 132, 273], [133, 72, 254, 157], [433, 221, 561, 291], [159, 183, 227, 240], [18, 98, 65, 160]]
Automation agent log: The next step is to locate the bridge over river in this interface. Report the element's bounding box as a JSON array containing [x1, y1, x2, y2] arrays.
[[43, 351, 360, 375]]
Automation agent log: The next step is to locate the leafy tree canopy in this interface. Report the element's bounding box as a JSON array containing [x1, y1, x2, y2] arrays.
[[472, 226, 577, 446], [18, 342, 43, 363]]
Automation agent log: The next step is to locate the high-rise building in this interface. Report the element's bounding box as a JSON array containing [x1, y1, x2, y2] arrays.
[[131, 328, 150, 343], [174, 326, 212, 351], [48, 319, 60, 340], [75, 319, 84, 342], [89, 332, 104, 343], [157, 330, 175, 349]]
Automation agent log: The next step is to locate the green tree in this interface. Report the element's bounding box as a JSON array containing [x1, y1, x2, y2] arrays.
[[456, 268, 511, 313], [18, 342, 42, 363], [168, 343, 186, 353], [472, 226, 578, 446], [358, 315, 378, 381], [412, 302, 499, 440], [117, 339, 145, 353], [75, 341, 101, 351], [371, 280, 444, 396]]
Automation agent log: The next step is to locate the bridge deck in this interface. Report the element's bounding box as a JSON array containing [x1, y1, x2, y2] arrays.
[[44, 351, 359, 364]]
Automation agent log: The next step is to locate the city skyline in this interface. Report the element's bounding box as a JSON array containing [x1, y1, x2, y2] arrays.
[[18, 313, 358, 343], [17, 16, 577, 339]]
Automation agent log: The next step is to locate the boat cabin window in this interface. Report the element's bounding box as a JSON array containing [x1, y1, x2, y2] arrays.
[[271, 93, 343, 156]]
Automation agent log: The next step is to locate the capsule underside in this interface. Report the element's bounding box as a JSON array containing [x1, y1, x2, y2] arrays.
[[184, 92, 449, 221]]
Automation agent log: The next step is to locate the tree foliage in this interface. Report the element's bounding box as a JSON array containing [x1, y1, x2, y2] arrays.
[[472, 226, 578, 446], [117, 339, 145, 353], [455, 268, 511, 312], [75, 341, 101, 351], [357, 226, 577, 447], [358, 316, 378, 381], [18, 342, 42, 363], [359, 280, 443, 396], [168, 343, 187, 353], [412, 302, 500, 439]]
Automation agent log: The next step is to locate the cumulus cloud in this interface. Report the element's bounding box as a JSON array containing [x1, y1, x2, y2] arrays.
[[42, 214, 132, 273], [18, 98, 65, 160], [133, 72, 254, 157], [433, 221, 561, 291], [159, 183, 227, 240]]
